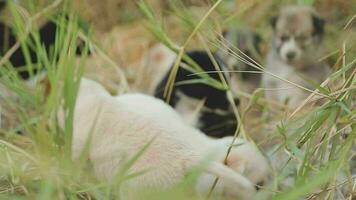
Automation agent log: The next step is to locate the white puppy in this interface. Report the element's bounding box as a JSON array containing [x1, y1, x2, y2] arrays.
[[71, 78, 270, 199]]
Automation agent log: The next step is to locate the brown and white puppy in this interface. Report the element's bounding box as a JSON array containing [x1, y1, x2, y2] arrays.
[[262, 5, 330, 107], [70, 78, 270, 200]]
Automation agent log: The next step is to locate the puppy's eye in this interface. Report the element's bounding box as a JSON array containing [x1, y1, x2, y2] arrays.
[[280, 35, 289, 42]]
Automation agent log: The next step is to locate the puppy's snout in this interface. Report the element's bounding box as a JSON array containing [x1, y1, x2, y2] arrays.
[[286, 51, 296, 61]]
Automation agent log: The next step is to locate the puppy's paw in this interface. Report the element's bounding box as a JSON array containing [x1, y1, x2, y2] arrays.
[[197, 162, 257, 200]]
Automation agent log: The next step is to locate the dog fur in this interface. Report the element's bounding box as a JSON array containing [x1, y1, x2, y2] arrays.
[[217, 28, 263, 93], [70, 78, 270, 199], [262, 5, 330, 107], [153, 47, 239, 138], [0, 9, 88, 80], [150, 28, 262, 137]]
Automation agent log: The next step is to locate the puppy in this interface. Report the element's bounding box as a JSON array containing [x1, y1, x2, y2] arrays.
[[70, 78, 270, 200], [0, 3, 88, 80], [0, 6, 88, 131], [150, 28, 262, 137], [262, 5, 330, 107], [152, 45, 240, 138], [217, 28, 263, 93]]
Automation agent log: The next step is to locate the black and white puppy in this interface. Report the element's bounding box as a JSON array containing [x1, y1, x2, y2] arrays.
[[151, 29, 262, 138], [153, 48, 239, 138], [1, 21, 56, 79], [0, 2, 88, 131], [0, 2, 88, 79]]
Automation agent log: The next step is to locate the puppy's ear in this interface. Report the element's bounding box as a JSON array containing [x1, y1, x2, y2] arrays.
[[312, 14, 325, 36], [270, 16, 278, 29]]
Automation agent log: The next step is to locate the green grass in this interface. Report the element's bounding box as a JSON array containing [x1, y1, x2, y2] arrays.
[[0, 0, 355, 199]]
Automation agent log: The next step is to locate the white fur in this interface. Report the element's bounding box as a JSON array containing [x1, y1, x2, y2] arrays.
[[70, 78, 270, 199], [263, 51, 330, 108], [279, 38, 302, 63], [145, 43, 176, 94], [174, 90, 203, 127]]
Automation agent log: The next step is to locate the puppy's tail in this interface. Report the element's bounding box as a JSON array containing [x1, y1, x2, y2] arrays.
[[206, 162, 256, 200]]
